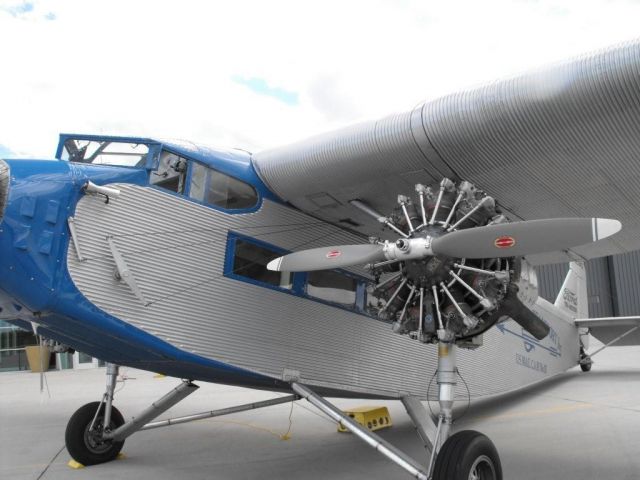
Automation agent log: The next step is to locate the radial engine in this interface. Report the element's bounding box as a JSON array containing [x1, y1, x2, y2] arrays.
[[362, 179, 547, 346]]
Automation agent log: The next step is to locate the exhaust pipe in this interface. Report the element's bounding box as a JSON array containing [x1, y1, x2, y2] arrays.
[[0, 160, 9, 224]]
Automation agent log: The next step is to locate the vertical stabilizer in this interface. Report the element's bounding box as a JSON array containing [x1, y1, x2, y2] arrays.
[[554, 261, 588, 319]]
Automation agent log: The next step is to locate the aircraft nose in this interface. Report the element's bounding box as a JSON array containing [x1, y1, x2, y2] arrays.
[[0, 159, 9, 223], [0, 158, 77, 312], [0, 157, 147, 314]]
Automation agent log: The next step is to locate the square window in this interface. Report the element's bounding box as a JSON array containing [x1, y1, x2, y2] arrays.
[[231, 238, 292, 289], [307, 270, 357, 308]]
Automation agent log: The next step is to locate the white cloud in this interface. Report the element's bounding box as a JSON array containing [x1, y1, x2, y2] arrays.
[[1, 0, 639, 157]]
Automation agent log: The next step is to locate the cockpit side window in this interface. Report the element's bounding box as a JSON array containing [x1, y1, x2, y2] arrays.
[[150, 151, 187, 194], [188, 162, 258, 210], [188, 163, 207, 201], [62, 139, 149, 167]]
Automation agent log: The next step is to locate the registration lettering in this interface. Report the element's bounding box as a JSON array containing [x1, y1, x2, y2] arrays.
[[516, 353, 547, 374]]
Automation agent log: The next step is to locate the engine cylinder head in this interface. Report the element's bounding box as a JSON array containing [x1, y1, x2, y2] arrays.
[[427, 191, 455, 223]]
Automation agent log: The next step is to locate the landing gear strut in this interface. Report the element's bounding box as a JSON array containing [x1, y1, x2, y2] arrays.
[[65, 363, 298, 466], [65, 362, 200, 466], [429, 338, 502, 480], [65, 363, 125, 465], [294, 336, 502, 480], [65, 356, 503, 477]]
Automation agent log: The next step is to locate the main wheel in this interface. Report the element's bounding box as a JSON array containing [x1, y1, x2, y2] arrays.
[[65, 401, 125, 466], [580, 361, 592, 372], [432, 430, 502, 480]]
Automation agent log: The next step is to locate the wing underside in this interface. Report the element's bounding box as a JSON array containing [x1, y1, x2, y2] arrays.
[[253, 39, 640, 265], [576, 316, 640, 346]]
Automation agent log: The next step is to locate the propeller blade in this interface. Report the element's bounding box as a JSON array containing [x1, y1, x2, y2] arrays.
[[432, 218, 621, 259], [267, 244, 385, 272]]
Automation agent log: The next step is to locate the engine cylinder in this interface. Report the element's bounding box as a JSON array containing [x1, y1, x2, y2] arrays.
[[426, 191, 456, 223]]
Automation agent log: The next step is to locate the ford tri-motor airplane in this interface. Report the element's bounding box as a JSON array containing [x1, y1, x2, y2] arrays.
[[2, 40, 640, 480]]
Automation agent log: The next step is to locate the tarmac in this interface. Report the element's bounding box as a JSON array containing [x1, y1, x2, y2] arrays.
[[1, 343, 639, 480]]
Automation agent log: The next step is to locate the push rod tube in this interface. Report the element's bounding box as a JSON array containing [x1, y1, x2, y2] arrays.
[[447, 196, 492, 232], [380, 278, 408, 312], [400, 200, 415, 233], [374, 271, 403, 291], [417, 191, 427, 225], [429, 185, 445, 225], [292, 382, 429, 480]]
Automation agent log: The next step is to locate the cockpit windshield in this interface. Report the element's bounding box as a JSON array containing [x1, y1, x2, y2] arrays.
[[61, 139, 149, 167]]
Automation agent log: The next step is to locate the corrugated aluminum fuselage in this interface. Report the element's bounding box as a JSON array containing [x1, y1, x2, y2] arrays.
[[67, 184, 580, 399]]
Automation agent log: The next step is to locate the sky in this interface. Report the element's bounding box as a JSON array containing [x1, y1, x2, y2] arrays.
[[1, 0, 640, 158]]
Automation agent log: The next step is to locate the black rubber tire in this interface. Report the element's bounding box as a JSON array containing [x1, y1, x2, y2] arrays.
[[580, 361, 592, 372], [65, 401, 125, 466], [432, 430, 502, 480]]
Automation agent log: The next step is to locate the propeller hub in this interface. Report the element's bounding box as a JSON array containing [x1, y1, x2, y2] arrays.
[[395, 238, 410, 251], [412, 223, 445, 239], [403, 255, 455, 289]]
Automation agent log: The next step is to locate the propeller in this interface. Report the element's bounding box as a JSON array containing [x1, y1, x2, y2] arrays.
[[268, 217, 621, 272], [267, 175, 623, 346], [433, 218, 622, 259], [267, 244, 385, 272]]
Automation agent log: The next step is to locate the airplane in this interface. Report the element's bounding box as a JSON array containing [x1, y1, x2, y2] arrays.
[[2, 38, 640, 480]]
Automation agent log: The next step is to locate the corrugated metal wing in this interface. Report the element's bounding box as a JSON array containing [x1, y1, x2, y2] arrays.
[[253, 39, 640, 263]]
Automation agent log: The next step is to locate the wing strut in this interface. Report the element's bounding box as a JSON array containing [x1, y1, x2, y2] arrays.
[[588, 325, 640, 357], [575, 316, 640, 369], [292, 382, 429, 480]]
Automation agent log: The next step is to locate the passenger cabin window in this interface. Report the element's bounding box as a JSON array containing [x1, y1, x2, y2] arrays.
[[150, 151, 187, 194], [230, 237, 292, 289], [189, 163, 257, 210], [62, 139, 148, 167], [307, 270, 357, 308], [225, 233, 379, 316]]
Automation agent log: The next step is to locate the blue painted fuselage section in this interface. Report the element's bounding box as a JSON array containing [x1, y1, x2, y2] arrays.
[[0, 136, 289, 391]]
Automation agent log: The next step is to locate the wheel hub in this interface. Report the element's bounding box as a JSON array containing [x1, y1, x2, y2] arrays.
[[84, 418, 113, 454], [469, 454, 497, 480]]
